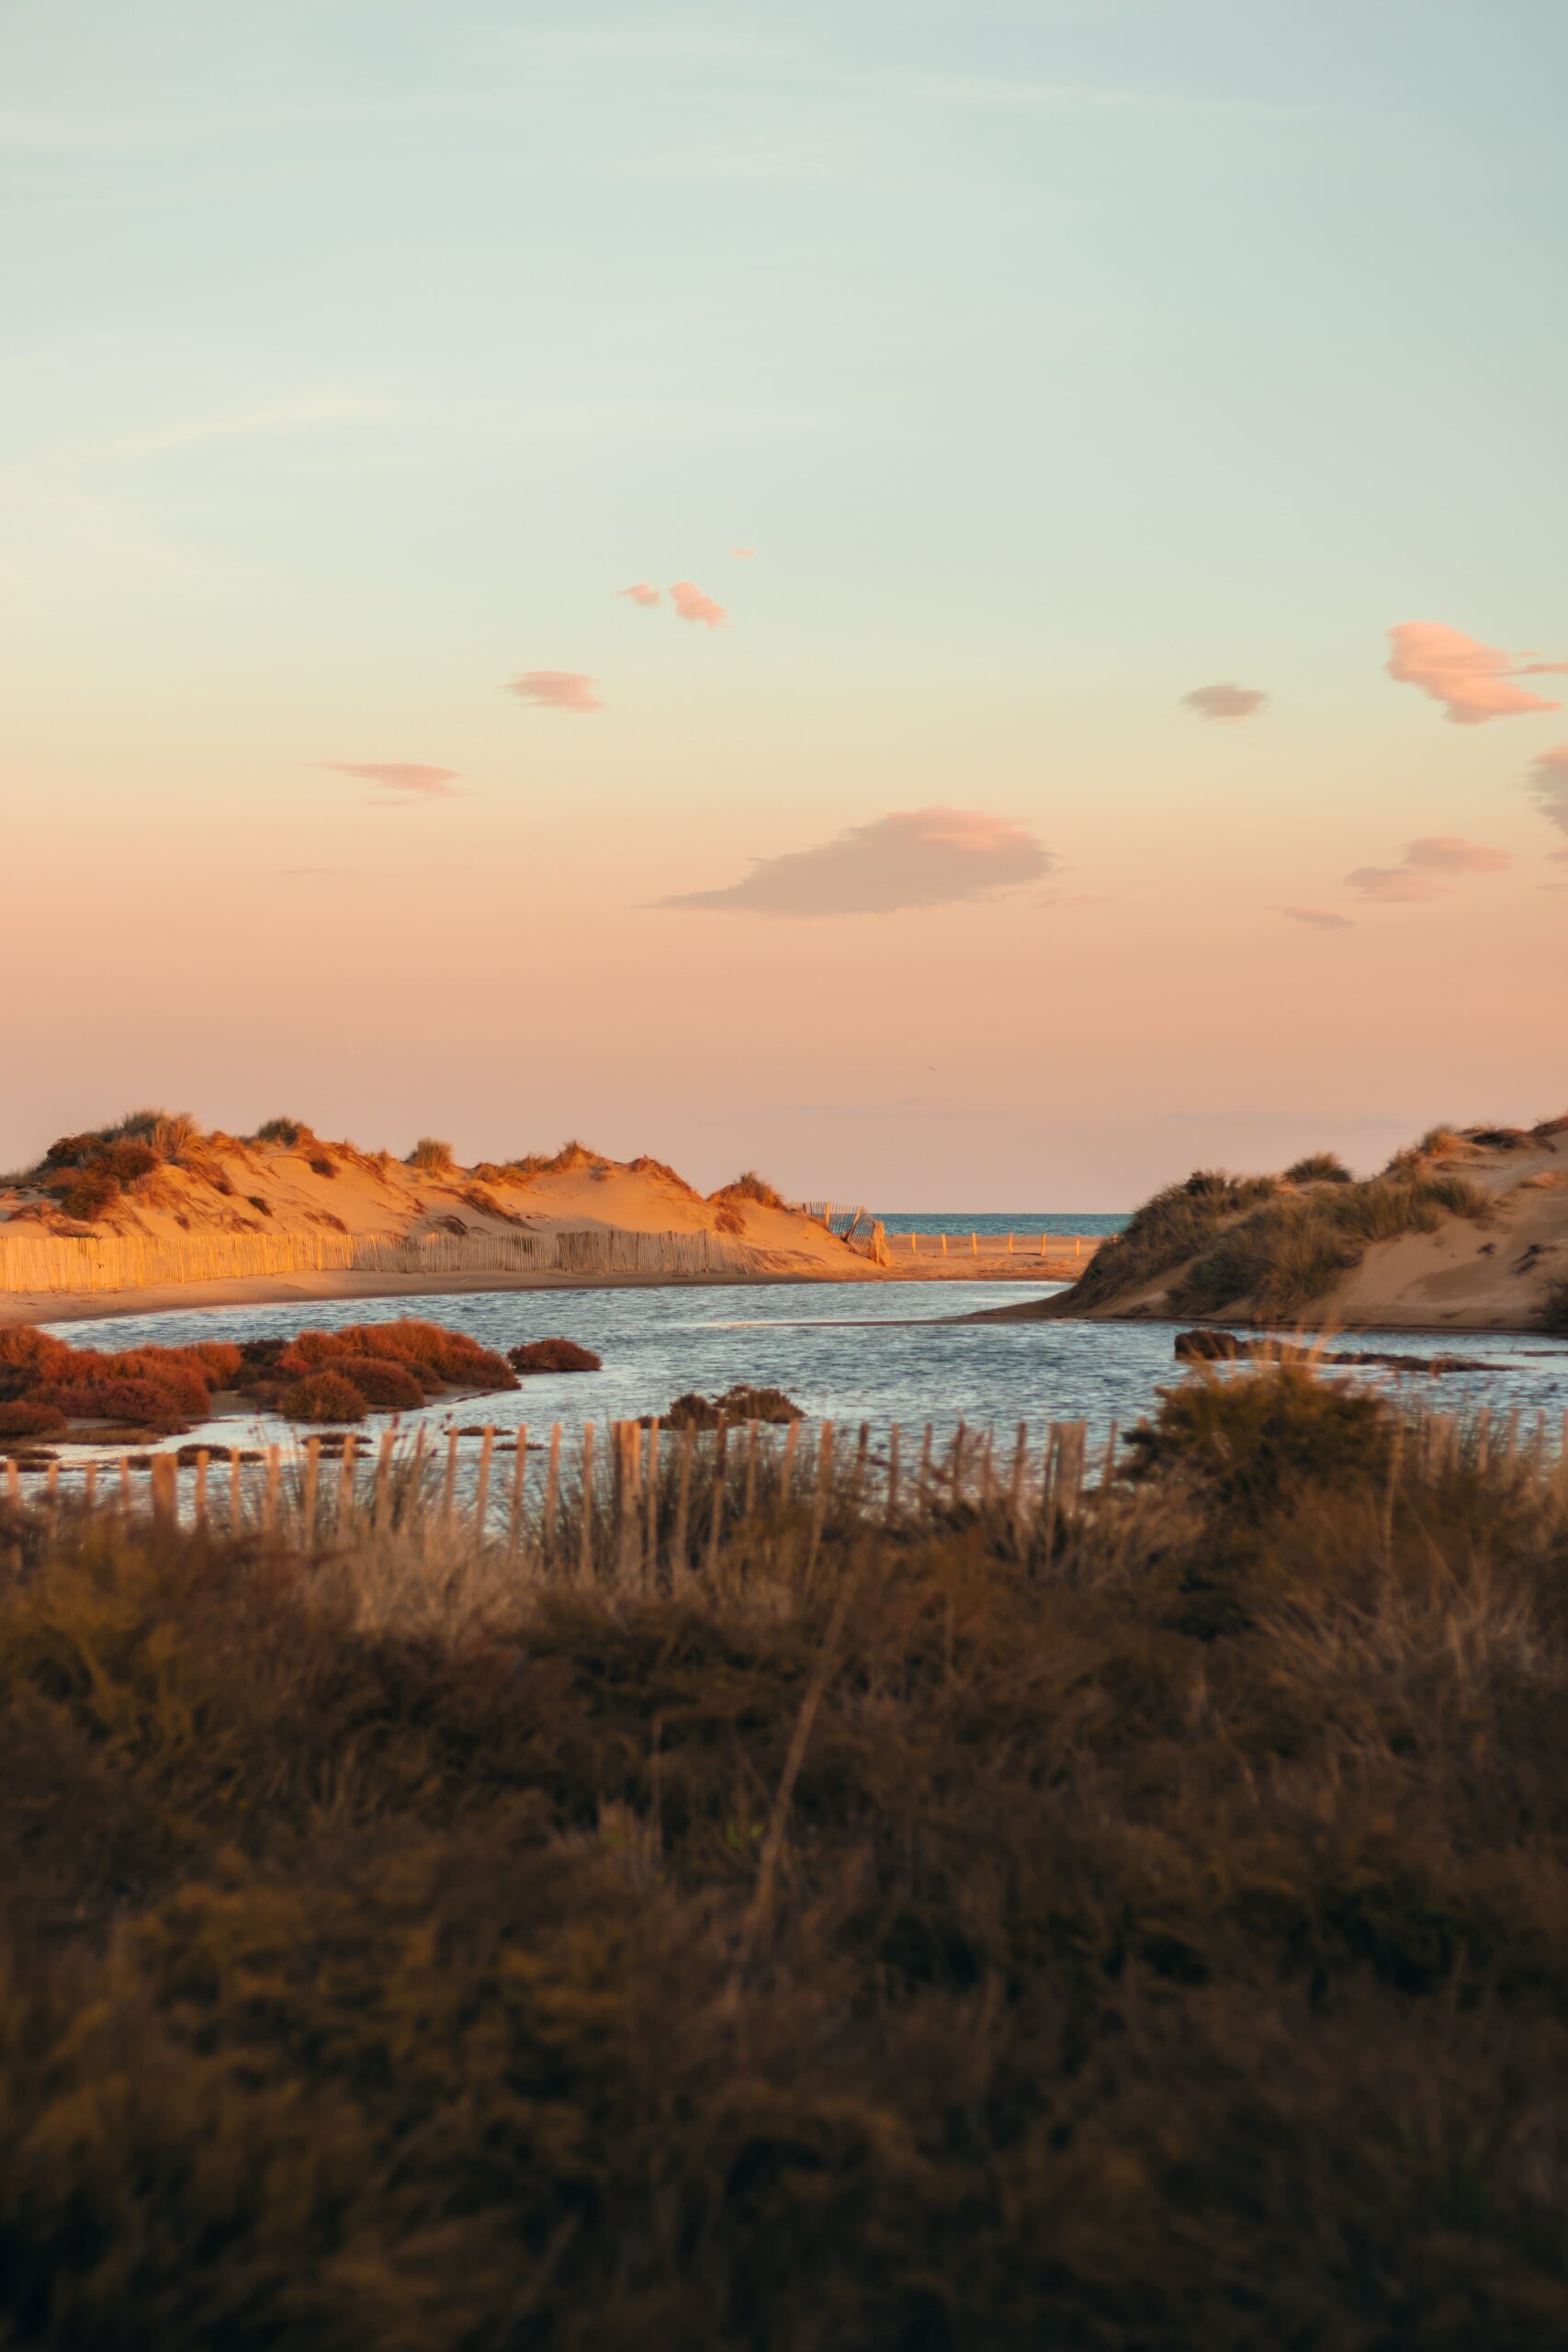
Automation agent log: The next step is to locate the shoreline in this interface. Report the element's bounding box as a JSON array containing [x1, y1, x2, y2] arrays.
[[6, 1259, 1074, 1331]]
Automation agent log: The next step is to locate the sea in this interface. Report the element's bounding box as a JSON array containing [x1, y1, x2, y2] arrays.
[[875, 1212, 1130, 1238]]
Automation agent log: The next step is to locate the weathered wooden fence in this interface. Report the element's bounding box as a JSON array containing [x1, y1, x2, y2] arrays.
[[0, 1226, 752, 1297], [9, 1405, 1563, 1578]]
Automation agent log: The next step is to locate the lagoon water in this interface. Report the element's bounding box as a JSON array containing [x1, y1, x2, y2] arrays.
[[45, 1280, 1568, 1456]]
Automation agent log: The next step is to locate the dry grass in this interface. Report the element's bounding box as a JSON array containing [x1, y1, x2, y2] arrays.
[[409, 1136, 456, 1172], [1173, 1173, 1494, 1319], [711, 1170, 789, 1211], [1067, 1170, 1281, 1307], [2, 1368, 1567, 2346]]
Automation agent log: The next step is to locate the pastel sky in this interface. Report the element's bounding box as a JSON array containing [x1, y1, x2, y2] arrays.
[[4, 2, 1564, 1204]]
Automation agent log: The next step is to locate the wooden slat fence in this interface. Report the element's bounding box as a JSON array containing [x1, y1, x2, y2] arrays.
[[10, 1406, 1562, 1577], [0, 1226, 752, 1297]]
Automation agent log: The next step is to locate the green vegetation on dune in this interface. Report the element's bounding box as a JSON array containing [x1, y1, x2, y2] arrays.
[[1066, 1149, 1497, 1322], [3, 1370, 1568, 2346], [1172, 1171, 1495, 1319], [1063, 1169, 1281, 1308]]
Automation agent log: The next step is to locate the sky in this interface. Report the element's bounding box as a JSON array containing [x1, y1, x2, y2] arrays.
[[3, 0, 1564, 1205]]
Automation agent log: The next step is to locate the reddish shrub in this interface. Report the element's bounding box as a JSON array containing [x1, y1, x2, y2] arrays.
[[186, 1340, 243, 1385], [61, 1171, 119, 1221], [326, 1356, 426, 1410], [98, 1354, 212, 1418], [0, 1400, 66, 1437], [97, 1140, 161, 1186], [276, 1330, 354, 1371], [507, 1339, 603, 1375], [330, 1319, 517, 1392], [36, 1378, 189, 1433], [280, 1371, 368, 1424], [43, 1134, 103, 1167], [0, 1327, 75, 1381]]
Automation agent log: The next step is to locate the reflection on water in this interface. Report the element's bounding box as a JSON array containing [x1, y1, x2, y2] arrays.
[[42, 1281, 1568, 1453]]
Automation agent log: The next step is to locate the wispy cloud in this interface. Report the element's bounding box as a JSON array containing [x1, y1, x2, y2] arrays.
[[1527, 744, 1568, 835], [670, 579, 727, 628], [1279, 905, 1353, 932], [310, 761, 460, 798], [657, 807, 1052, 918], [1347, 835, 1512, 902], [731, 545, 756, 560], [506, 671, 602, 713], [618, 582, 660, 606], [1183, 682, 1267, 722], [1387, 623, 1568, 726]]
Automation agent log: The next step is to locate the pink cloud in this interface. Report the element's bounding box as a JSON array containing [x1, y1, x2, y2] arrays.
[[310, 761, 460, 797], [1528, 744, 1568, 835], [731, 546, 755, 560], [670, 580, 727, 628], [1279, 906, 1353, 932], [1386, 622, 1568, 726], [657, 807, 1052, 917], [618, 582, 660, 607], [1183, 682, 1267, 721], [1347, 834, 1512, 902], [506, 671, 602, 713]]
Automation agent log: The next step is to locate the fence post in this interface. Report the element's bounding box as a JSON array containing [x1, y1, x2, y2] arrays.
[[886, 1422, 901, 1521], [375, 1430, 397, 1532], [705, 1421, 729, 1578], [301, 1438, 321, 1548], [230, 1447, 243, 1535], [442, 1429, 459, 1525], [850, 1421, 870, 1507], [1009, 1421, 1028, 1525], [743, 1419, 761, 1520], [474, 1427, 494, 1539], [118, 1453, 132, 1512], [807, 1420, 835, 1580], [83, 1461, 97, 1511], [673, 1422, 696, 1574], [510, 1424, 528, 1554], [44, 1459, 60, 1533], [971, 1231, 978, 1257], [193, 1449, 209, 1532], [5, 1458, 19, 1510], [578, 1424, 596, 1581], [644, 1419, 660, 1582], [151, 1453, 176, 1530], [337, 1432, 357, 1532], [941, 1232, 948, 1258], [543, 1424, 561, 1563], [264, 1445, 280, 1534], [776, 1417, 799, 1509]]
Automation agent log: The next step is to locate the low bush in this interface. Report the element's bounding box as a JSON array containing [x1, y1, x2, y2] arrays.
[[1067, 1170, 1280, 1307], [254, 1116, 307, 1148], [324, 1356, 427, 1411], [59, 1170, 118, 1222], [661, 1385, 803, 1428], [710, 1170, 787, 1210], [1283, 1149, 1352, 1183], [409, 1137, 455, 1173], [0, 1400, 65, 1437], [307, 1155, 336, 1180], [35, 1378, 190, 1433], [280, 1371, 368, 1424], [1540, 1276, 1568, 1336], [507, 1339, 603, 1375]]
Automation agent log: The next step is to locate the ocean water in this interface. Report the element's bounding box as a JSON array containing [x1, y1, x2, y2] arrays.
[[43, 1280, 1568, 1456], [876, 1212, 1129, 1238]]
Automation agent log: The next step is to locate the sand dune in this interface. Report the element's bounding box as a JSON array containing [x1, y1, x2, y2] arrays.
[[0, 1123, 1091, 1323], [975, 1121, 1568, 1336]]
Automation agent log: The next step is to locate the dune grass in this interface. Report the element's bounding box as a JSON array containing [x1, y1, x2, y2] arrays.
[[1172, 1172, 1495, 1319], [1066, 1169, 1281, 1307], [3, 1370, 1567, 2346]]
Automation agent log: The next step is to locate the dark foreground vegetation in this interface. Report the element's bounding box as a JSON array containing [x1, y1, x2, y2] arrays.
[[4, 1371, 1568, 2347]]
